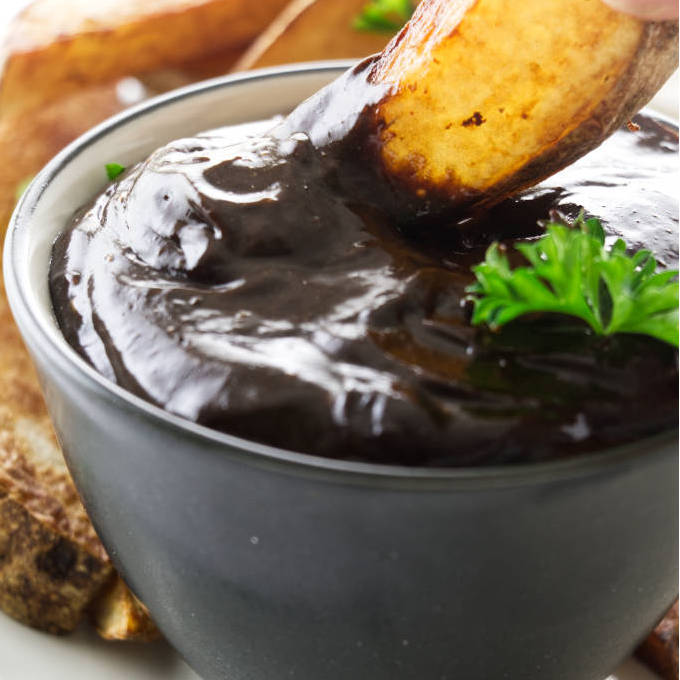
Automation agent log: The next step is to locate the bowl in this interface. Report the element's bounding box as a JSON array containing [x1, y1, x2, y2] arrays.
[[4, 62, 678, 680]]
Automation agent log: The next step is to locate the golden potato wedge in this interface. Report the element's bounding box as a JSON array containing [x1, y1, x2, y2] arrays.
[[367, 0, 678, 210], [90, 576, 160, 641], [0, 284, 114, 634], [235, 0, 415, 71], [0, 0, 290, 115]]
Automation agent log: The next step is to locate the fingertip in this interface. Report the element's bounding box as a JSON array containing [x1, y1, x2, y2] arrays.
[[601, 0, 679, 20]]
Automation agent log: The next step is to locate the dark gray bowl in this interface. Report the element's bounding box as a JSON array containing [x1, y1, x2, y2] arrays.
[[4, 63, 678, 680]]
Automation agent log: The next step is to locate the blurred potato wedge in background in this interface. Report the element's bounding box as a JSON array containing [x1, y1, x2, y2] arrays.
[[235, 0, 417, 71], [0, 0, 295, 237], [0, 0, 290, 115], [369, 0, 677, 210], [0, 83, 124, 241]]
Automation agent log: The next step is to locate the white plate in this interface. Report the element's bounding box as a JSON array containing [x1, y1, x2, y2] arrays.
[[0, 609, 662, 680], [0, 611, 198, 680]]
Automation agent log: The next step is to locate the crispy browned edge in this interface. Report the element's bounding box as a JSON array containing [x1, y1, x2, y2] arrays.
[[636, 601, 679, 680], [0, 493, 114, 634], [434, 19, 679, 210]]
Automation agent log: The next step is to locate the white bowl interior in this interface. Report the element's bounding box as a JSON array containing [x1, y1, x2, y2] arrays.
[[13, 66, 344, 358]]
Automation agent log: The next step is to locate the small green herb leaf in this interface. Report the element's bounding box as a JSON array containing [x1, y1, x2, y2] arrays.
[[353, 0, 414, 32], [465, 213, 679, 347], [105, 163, 126, 181]]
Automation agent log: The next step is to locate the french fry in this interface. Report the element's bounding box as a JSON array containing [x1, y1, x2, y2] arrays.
[[0, 0, 290, 115], [366, 0, 678, 210], [234, 0, 409, 71]]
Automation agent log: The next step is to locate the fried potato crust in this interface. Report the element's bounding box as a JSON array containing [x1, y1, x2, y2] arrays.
[[0, 275, 114, 633]]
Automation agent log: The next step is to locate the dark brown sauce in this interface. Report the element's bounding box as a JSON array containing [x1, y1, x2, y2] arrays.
[[49, 101, 678, 467]]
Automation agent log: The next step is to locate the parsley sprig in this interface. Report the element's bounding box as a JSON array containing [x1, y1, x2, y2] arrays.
[[105, 163, 126, 181], [353, 0, 414, 32], [465, 214, 679, 347]]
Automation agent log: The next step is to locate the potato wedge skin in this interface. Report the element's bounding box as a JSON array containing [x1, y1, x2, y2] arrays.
[[0, 0, 290, 115], [0, 493, 113, 634], [370, 0, 678, 209]]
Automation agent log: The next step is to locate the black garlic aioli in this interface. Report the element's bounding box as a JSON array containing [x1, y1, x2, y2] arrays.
[[50, 95, 678, 467]]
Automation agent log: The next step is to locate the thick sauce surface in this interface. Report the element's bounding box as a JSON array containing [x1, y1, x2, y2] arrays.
[[50, 113, 678, 466]]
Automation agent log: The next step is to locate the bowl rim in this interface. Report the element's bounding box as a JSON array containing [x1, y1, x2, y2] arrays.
[[4, 60, 678, 487]]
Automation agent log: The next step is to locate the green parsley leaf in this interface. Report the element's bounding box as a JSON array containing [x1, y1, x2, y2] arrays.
[[105, 163, 126, 181], [353, 0, 414, 32], [465, 213, 679, 347]]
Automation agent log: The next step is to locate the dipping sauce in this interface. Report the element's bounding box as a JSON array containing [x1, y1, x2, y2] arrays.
[[50, 112, 678, 467]]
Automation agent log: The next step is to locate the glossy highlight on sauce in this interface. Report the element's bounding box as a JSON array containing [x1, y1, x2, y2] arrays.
[[50, 109, 678, 467]]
